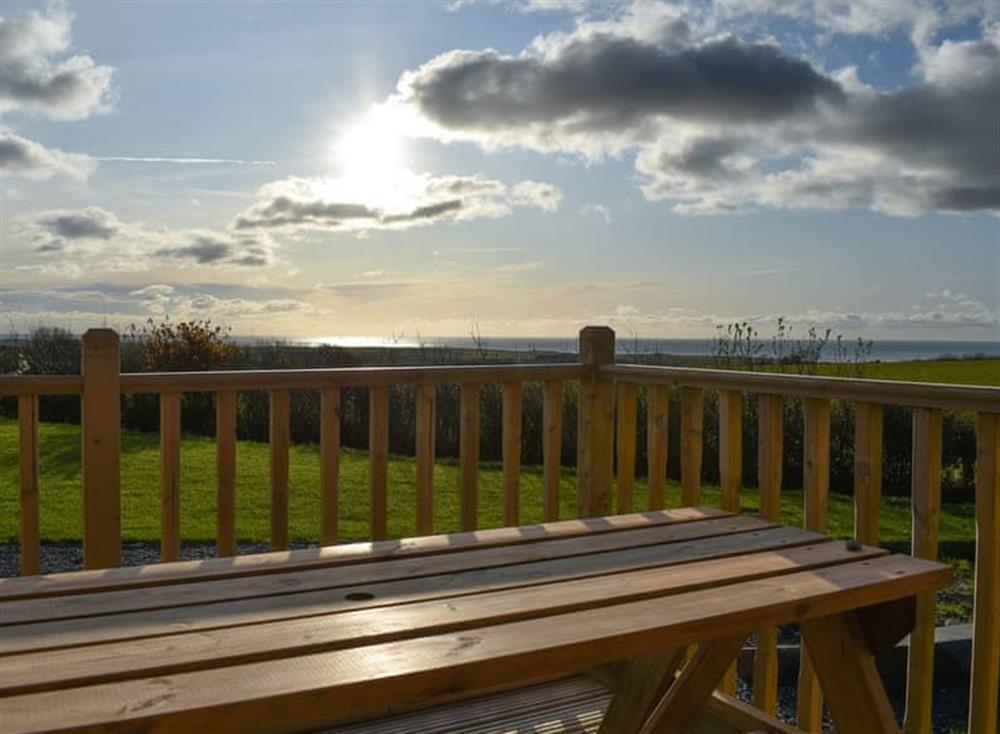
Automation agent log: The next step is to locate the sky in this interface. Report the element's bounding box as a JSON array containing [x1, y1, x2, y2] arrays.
[[1, 0, 998, 342]]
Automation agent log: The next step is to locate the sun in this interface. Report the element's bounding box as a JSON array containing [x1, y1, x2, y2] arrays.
[[332, 106, 417, 210]]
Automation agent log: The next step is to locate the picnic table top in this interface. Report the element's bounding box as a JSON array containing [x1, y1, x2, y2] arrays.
[[0, 507, 952, 734]]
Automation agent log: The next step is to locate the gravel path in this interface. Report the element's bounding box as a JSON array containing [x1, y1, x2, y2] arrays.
[[0, 542, 973, 733]]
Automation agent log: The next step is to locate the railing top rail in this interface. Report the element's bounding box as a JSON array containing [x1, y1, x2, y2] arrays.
[[117, 363, 587, 394], [605, 363, 1000, 412], [0, 375, 84, 397]]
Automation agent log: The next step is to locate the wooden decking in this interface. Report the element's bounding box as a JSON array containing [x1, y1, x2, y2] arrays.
[[0, 508, 950, 733]]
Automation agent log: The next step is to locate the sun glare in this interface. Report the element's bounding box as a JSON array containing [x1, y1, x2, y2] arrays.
[[332, 106, 418, 211]]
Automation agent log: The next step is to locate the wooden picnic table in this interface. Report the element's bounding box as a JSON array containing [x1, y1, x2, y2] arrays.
[[0, 507, 951, 734]]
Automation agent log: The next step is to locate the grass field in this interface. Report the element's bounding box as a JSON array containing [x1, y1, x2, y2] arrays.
[[0, 418, 976, 545], [764, 358, 999, 386]]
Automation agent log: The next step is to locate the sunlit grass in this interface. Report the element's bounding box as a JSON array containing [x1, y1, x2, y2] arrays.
[[0, 418, 975, 545]]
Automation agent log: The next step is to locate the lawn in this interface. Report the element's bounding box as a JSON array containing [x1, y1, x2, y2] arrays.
[[764, 358, 999, 386], [0, 418, 976, 546]]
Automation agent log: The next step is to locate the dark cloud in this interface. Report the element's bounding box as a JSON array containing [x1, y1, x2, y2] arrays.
[[233, 198, 379, 230], [403, 35, 842, 135], [0, 5, 116, 119], [381, 199, 463, 223], [155, 237, 232, 264], [2, 130, 91, 179], [36, 207, 120, 239]]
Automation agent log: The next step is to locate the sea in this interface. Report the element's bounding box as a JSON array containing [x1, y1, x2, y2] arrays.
[[287, 336, 999, 363]]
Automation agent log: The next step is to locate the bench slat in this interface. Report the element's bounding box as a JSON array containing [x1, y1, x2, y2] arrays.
[[0, 507, 728, 601], [1, 541, 883, 695], [0, 515, 772, 626], [1, 556, 951, 734], [1, 525, 812, 655]]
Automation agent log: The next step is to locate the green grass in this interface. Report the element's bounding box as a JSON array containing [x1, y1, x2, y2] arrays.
[[774, 358, 999, 386], [0, 418, 975, 545]]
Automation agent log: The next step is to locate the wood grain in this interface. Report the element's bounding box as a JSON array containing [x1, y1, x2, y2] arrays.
[[215, 391, 236, 557], [269, 390, 290, 551], [542, 380, 563, 522], [320, 387, 341, 546], [159, 392, 182, 562], [369, 386, 390, 541], [17, 395, 39, 576]]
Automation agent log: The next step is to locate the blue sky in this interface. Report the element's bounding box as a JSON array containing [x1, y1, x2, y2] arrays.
[[1, 0, 997, 341]]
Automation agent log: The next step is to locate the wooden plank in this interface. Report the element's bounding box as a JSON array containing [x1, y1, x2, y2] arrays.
[[81, 328, 121, 570], [717, 389, 743, 694], [699, 691, 805, 734], [969, 411, 1000, 734], [542, 380, 564, 522], [215, 391, 236, 557], [797, 397, 830, 733], [802, 612, 902, 734], [647, 384, 670, 510], [320, 387, 341, 546], [3, 540, 878, 696], [854, 402, 884, 546], [597, 650, 685, 733], [415, 384, 436, 536], [160, 392, 182, 563], [904, 406, 942, 734], [269, 390, 290, 551], [680, 387, 704, 506], [3, 520, 803, 656], [17, 395, 40, 576], [640, 635, 746, 734], [0, 515, 778, 627], [753, 393, 783, 715], [502, 380, 522, 526], [616, 382, 638, 514], [577, 326, 615, 517], [114, 363, 587, 394], [369, 386, 390, 541], [1, 556, 949, 734], [459, 385, 480, 531], [718, 390, 742, 514], [602, 364, 1000, 414], [0, 507, 728, 601]]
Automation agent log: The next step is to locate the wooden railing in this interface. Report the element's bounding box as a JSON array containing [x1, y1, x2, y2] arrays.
[[1, 325, 998, 734]]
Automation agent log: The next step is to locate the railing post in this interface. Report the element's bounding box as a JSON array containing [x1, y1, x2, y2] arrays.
[[81, 329, 121, 569], [577, 326, 615, 518]]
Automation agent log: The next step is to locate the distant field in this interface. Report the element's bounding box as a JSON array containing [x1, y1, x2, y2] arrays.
[[0, 418, 975, 545], [813, 358, 999, 386]]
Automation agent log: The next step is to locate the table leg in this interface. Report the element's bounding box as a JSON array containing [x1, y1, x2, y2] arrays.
[[637, 635, 746, 734], [596, 649, 685, 734], [800, 611, 902, 734]]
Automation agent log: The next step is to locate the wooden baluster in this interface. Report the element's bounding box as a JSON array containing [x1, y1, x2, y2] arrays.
[[215, 391, 236, 557], [647, 384, 670, 511], [969, 411, 999, 734], [81, 329, 121, 570], [269, 390, 290, 551], [717, 389, 742, 695], [753, 393, 783, 715], [904, 407, 942, 734], [459, 384, 480, 531], [577, 326, 615, 518], [542, 380, 564, 522], [502, 381, 522, 526], [680, 387, 704, 506], [319, 388, 340, 546], [854, 402, 884, 546], [159, 392, 181, 562], [797, 398, 831, 733], [616, 382, 638, 514], [369, 386, 390, 541], [415, 384, 436, 536], [18, 394, 40, 576]]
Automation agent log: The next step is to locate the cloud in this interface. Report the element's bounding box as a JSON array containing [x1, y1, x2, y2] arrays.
[[233, 172, 563, 233], [20, 207, 277, 272], [0, 130, 94, 179], [0, 3, 116, 119], [391, 1, 998, 215], [130, 285, 318, 318]]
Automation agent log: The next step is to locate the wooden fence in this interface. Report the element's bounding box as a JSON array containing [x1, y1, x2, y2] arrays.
[[1, 325, 998, 734]]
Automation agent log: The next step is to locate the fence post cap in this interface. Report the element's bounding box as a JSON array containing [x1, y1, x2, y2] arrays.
[[578, 326, 615, 366]]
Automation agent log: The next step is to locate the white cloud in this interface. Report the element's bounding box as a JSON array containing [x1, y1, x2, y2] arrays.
[[390, 1, 998, 216], [0, 3, 116, 119], [0, 130, 94, 179], [233, 172, 562, 233]]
